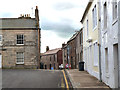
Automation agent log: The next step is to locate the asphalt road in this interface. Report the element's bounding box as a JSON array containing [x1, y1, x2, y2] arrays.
[[2, 69, 67, 89]]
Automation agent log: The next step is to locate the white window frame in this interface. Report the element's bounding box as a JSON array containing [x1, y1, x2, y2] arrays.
[[16, 52, 24, 64], [112, 1, 117, 21], [93, 42, 99, 66], [0, 35, 2, 46], [92, 5, 97, 30], [16, 34, 24, 45], [104, 2, 107, 29], [87, 19, 89, 37]]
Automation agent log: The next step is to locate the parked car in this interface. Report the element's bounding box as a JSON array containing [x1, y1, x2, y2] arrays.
[[59, 64, 64, 70], [65, 64, 71, 69]]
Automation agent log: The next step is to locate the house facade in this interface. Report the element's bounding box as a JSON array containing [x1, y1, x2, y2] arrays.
[[81, 0, 100, 80], [0, 6, 41, 69], [100, 0, 120, 88], [67, 32, 78, 69], [40, 48, 62, 70], [62, 43, 67, 68], [75, 28, 83, 69]]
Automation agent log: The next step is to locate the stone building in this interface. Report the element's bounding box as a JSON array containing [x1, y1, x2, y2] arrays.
[[75, 28, 83, 69], [0, 6, 41, 69], [67, 32, 78, 69], [40, 48, 62, 70], [62, 43, 67, 68]]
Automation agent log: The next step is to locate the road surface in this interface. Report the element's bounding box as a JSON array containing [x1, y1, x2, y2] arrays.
[[2, 69, 70, 89]]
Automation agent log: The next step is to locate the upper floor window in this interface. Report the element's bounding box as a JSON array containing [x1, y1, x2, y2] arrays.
[[0, 35, 2, 42], [113, 1, 117, 20], [17, 35, 24, 45], [104, 2, 107, 29], [87, 19, 89, 36], [92, 5, 97, 29], [80, 32, 83, 45]]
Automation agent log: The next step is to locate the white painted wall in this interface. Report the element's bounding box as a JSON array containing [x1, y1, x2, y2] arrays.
[[100, 0, 119, 88], [0, 55, 1, 68], [118, 1, 120, 88]]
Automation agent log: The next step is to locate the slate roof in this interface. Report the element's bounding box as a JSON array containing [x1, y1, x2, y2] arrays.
[[67, 31, 79, 43], [42, 48, 61, 56], [0, 18, 37, 29]]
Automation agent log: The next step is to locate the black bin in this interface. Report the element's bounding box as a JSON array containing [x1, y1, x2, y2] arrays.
[[79, 61, 84, 71]]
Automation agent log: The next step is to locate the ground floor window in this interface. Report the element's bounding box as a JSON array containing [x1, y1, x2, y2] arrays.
[[16, 52, 24, 64], [93, 43, 99, 66]]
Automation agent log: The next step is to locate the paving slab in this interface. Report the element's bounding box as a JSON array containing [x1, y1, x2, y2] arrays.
[[66, 69, 110, 89]]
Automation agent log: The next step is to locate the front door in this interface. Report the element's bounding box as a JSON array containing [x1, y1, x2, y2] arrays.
[[113, 44, 119, 88]]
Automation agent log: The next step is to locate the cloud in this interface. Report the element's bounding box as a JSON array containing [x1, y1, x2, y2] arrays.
[[0, 13, 13, 18], [41, 30, 69, 53], [53, 2, 78, 10]]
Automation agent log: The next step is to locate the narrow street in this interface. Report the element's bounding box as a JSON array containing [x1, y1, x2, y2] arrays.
[[2, 69, 71, 89]]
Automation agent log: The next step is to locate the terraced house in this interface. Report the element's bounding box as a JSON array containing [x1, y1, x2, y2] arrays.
[[0, 6, 41, 69], [100, 0, 120, 88], [81, 0, 101, 80]]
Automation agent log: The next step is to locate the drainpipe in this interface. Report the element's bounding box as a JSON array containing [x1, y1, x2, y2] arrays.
[[118, 1, 120, 88], [98, 1, 102, 82]]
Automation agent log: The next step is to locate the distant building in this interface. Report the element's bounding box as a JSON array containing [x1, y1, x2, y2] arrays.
[[40, 47, 62, 70], [0, 6, 41, 69], [67, 32, 78, 69], [62, 43, 67, 68], [75, 28, 83, 69]]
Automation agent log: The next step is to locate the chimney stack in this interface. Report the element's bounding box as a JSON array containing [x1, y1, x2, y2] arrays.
[[46, 46, 49, 52], [35, 6, 39, 22]]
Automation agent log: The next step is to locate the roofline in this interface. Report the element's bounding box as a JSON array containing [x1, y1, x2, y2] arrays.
[[41, 53, 57, 56], [0, 18, 36, 20], [67, 28, 83, 43], [0, 28, 41, 30], [80, 0, 93, 23]]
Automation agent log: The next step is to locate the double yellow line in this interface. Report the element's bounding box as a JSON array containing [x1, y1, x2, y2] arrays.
[[62, 70, 69, 89]]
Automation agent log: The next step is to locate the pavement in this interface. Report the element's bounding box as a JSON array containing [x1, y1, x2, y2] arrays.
[[66, 69, 110, 89], [2, 69, 66, 89]]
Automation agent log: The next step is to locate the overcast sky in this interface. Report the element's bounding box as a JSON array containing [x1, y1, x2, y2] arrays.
[[0, 0, 88, 53]]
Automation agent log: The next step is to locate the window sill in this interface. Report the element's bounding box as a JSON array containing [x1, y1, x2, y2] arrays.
[[112, 19, 118, 26], [16, 44, 24, 46], [93, 65, 98, 67], [16, 62, 24, 65], [0, 44, 3, 46], [93, 26, 97, 31]]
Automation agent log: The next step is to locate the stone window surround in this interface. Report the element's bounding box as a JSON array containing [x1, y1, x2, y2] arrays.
[[16, 34, 24, 45]]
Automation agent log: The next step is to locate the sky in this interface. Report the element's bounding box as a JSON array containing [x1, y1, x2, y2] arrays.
[[0, 0, 88, 53]]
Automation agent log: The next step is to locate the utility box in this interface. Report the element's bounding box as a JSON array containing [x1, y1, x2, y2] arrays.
[[79, 61, 84, 71]]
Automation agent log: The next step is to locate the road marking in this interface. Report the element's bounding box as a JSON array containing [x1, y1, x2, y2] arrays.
[[61, 77, 65, 88], [62, 70, 69, 89]]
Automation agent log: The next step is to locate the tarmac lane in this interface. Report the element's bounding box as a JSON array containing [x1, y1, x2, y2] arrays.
[[2, 69, 70, 89]]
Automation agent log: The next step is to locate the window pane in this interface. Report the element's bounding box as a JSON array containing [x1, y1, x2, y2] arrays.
[[17, 35, 24, 44], [16, 52, 24, 63], [0, 35, 2, 41]]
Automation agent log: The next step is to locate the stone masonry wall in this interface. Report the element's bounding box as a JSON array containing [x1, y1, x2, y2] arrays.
[[2, 30, 38, 69]]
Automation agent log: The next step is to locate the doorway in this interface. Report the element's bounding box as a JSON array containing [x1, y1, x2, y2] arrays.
[[113, 44, 118, 88]]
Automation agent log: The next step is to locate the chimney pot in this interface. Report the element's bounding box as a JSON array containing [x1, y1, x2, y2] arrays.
[[36, 6, 38, 9]]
